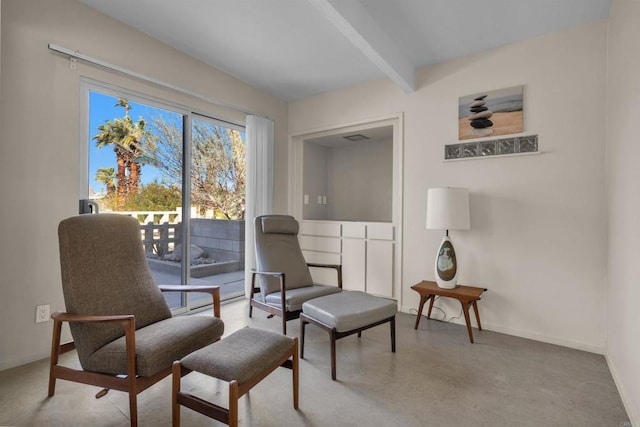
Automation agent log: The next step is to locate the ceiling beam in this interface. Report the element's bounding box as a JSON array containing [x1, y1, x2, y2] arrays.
[[307, 0, 416, 93]]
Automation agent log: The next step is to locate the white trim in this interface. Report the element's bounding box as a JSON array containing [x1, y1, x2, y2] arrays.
[[605, 353, 639, 426], [288, 113, 404, 302]]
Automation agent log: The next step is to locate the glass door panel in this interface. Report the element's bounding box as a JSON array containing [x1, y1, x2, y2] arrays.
[[87, 90, 186, 309], [189, 116, 247, 306]]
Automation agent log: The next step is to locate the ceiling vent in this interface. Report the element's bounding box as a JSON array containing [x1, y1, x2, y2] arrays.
[[343, 134, 370, 142]]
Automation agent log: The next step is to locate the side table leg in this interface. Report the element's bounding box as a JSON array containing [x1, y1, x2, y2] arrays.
[[427, 295, 435, 319], [461, 301, 475, 343], [414, 295, 427, 329], [472, 300, 482, 330]]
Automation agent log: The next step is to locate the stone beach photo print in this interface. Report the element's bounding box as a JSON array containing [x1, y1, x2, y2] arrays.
[[458, 85, 524, 140]]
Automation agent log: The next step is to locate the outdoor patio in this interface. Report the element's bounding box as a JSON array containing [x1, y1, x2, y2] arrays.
[[150, 268, 245, 309]]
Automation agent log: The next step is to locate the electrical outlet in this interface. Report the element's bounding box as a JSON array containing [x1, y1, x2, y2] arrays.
[[36, 304, 50, 323]]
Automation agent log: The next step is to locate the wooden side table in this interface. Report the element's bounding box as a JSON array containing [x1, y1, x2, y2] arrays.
[[411, 280, 487, 343]]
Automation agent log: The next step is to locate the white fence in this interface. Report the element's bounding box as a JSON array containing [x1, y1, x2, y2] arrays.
[[112, 210, 182, 255], [116, 208, 183, 225]]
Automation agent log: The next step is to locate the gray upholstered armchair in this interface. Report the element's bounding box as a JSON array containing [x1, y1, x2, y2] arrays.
[[250, 215, 342, 334], [49, 214, 225, 427]]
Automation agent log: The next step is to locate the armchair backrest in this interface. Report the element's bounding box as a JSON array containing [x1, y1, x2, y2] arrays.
[[254, 215, 313, 296], [58, 214, 172, 365]]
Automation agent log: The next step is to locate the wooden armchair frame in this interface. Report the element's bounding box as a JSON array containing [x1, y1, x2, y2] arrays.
[[48, 285, 220, 427], [249, 264, 342, 335]]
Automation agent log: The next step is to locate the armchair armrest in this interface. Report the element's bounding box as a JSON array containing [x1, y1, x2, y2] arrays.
[[158, 285, 221, 318], [251, 271, 284, 278], [251, 270, 287, 309], [306, 263, 343, 288], [49, 311, 137, 379], [51, 312, 134, 324]]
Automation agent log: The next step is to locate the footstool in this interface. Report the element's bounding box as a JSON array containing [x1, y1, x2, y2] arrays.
[[172, 327, 298, 427], [300, 291, 397, 380]]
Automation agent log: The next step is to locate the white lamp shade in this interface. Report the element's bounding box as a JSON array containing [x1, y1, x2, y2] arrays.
[[426, 187, 470, 230]]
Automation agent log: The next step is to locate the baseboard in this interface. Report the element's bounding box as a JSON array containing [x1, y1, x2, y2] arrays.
[[400, 305, 604, 354], [0, 350, 50, 372], [605, 353, 638, 426], [480, 321, 604, 354]]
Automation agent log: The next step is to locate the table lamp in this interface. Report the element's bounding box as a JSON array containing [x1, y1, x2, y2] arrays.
[[426, 187, 470, 289]]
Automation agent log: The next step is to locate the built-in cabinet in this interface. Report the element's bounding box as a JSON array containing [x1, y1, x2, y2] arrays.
[[300, 220, 395, 299]]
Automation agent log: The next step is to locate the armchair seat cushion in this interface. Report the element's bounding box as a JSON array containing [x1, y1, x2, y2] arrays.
[[264, 285, 341, 312], [87, 316, 224, 377]]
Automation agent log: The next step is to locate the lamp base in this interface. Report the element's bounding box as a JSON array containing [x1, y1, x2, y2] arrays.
[[434, 235, 458, 289]]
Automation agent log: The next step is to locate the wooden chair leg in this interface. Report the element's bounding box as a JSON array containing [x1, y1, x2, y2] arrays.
[[172, 362, 181, 427], [48, 319, 63, 397], [282, 314, 287, 335], [300, 318, 306, 359], [292, 337, 299, 409], [229, 380, 239, 427], [128, 390, 138, 427]]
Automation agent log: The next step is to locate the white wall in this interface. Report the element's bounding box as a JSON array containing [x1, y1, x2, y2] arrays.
[[605, 0, 640, 423], [303, 142, 328, 220], [326, 139, 392, 222], [0, 0, 288, 370], [290, 20, 608, 353], [304, 139, 393, 222]]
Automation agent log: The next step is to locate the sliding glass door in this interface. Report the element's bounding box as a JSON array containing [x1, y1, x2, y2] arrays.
[[81, 80, 246, 312]]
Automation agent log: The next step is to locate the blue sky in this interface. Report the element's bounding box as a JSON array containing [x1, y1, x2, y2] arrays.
[[88, 91, 182, 194]]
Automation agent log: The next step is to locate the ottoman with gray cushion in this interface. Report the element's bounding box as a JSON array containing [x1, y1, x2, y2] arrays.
[[300, 291, 397, 380], [172, 328, 298, 427]]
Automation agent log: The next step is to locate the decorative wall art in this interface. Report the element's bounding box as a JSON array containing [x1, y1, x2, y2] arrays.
[[445, 135, 538, 160], [458, 86, 524, 140]]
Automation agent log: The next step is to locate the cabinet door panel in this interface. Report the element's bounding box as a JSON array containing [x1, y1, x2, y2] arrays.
[[366, 240, 394, 297], [342, 238, 366, 291], [300, 221, 341, 237], [302, 250, 341, 265], [299, 235, 341, 253], [342, 222, 366, 238], [367, 223, 394, 240]]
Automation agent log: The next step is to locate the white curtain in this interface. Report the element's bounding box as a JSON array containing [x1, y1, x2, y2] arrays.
[[244, 115, 274, 296]]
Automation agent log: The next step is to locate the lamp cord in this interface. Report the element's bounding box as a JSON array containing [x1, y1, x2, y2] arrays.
[[410, 296, 463, 323]]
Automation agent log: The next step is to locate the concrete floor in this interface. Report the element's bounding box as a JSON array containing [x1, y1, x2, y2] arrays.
[[0, 298, 629, 426]]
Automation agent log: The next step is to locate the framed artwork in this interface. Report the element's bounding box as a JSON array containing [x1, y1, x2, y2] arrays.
[[458, 85, 523, 140], [445, 135, 538, 160]]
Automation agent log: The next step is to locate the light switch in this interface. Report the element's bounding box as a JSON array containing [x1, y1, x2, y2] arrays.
[[304, 194, 309, 204], [318, 196, 323, 204], [322, 196, 327, 205]]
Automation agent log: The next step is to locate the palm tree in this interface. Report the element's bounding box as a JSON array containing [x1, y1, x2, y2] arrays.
[[93, 98, 155, 208], [94, 167, 116, 196]]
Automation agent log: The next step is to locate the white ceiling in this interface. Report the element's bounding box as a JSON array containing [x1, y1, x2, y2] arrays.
[[79, 0, 612, 102]]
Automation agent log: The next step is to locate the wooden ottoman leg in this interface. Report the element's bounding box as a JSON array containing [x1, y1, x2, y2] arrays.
[[229, 380, 239, 427], [292, 337, 299, 409], [172, 361, 181, 427], [330, 329, 337, 381], [300, 316, 306, 359], [390, 316, 396, 353]]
